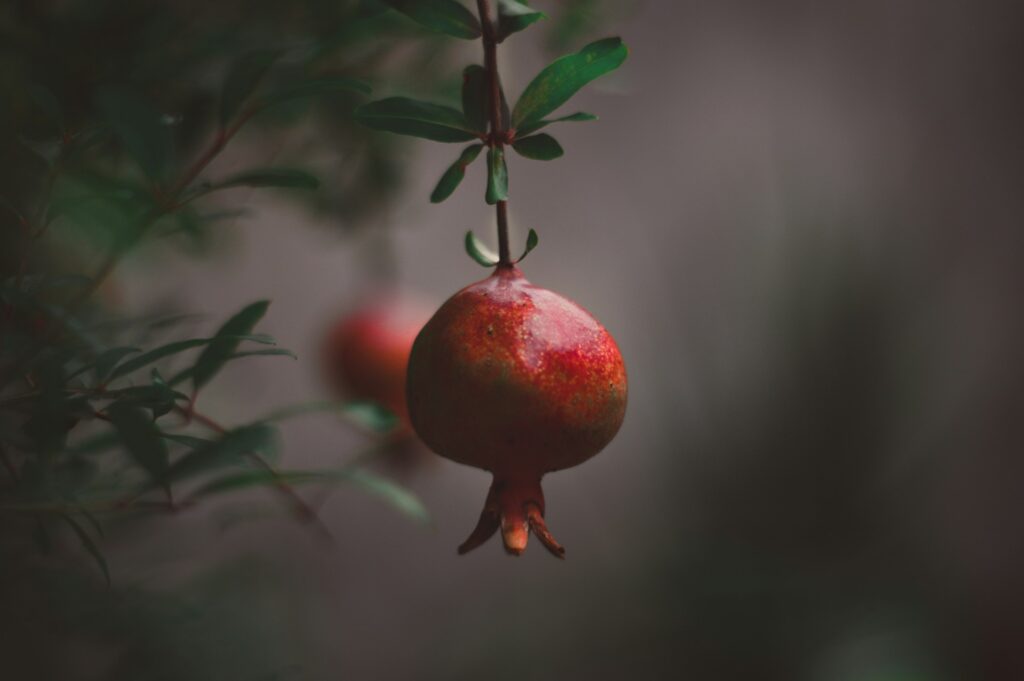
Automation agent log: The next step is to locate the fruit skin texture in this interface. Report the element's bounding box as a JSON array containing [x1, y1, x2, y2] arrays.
[[407, 266, 627, 557], [321, 294, 431, 427]]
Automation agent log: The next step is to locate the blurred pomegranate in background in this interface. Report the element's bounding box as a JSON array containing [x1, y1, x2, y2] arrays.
[[321, 292, 433, 432]]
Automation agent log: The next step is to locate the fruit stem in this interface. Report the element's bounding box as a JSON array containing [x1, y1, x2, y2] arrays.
[[475, 0, 512, 268]]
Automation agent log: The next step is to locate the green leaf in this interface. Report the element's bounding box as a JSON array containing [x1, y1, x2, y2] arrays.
[[354, 97, 478, 143], [147, 368, 177, 419], [162, 433, 214, 449], [190, 301, 270, 392], [511, 133, 564, 160], [62, 514, 110, 586], [345, 468, 430, 524], [169, 348, 297, 387], [258, 400, 346, 423], [77, 508, 105, 539], [256, 77, 370, 112], [380, 0, 482, 39], [157, 424, 276, 487], [465, 230, 499, 267], [341, 402, 399, 433], [485, 146, 508, 204], [220, 49, 283, 127], [515, 111, 597, 137], [109, 334, 276, 380], [511, 37, 628, 128], [496, 0, 546, 41], [108, 401, 170, 491], [430, 143, 484, 203], [94, 86, 174, 182], [461, 65, 488, 134], [63, 346, 140, 384], [516, 228, 539, 263], [187, 467, 429, 523], [93, 347, 141, 384], [212, 168, 319, 191]]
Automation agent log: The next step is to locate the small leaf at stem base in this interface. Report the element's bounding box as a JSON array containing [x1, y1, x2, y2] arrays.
[[465, 231, 499, 267], [515, 228, 540, 263]]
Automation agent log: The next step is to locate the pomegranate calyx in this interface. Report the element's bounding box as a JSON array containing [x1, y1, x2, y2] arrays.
[[457, 476, 564, 558]]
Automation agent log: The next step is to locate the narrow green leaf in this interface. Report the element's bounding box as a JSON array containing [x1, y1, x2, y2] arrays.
[[94, 86, 174, 181], [62, 514, 110, 586], [514, 111, 597, 137], [345, 468, 429, 524], [258, 400, 348, 423], [511, 133, 564, 160], [380, 0, 482, 39], [190, 301, 270, 392], [109, 334, 276, 380], [170, 348, 297, 387], [220, 49, 283, 127], [251, 400, 398, 432], [465, 230, 499, 267], [341, 402, 399, 433], [188, 467, 428, 522], [430, 143, 484, 203], [212, 168, 319, 191], [161, 433, 213, 449], [354, 97, 478, 143], [157, 424, 276, 487], [485, 146, 508, 204], [515, 228, 540, 263], [147, 369, 176, 420], [78, 508, 105, 539], [93, 347, 141, 384], [511, 37, 628, 128], [189, 469, 308, 498], [496, 0, 546, 41], [105, 383, 189, 410], [108, 402, 171, 488], [461, 65, 488, 134]]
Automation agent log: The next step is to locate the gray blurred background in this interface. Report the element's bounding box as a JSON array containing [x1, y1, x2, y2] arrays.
[[5, 0, 1024, 679]]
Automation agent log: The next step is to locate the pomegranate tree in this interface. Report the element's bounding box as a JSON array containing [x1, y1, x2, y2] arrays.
[[354, 0, 629, 556]]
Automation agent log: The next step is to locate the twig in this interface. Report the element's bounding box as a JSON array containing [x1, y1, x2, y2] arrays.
[[476, 0, 512, 267], [172, 404, 334, 541]]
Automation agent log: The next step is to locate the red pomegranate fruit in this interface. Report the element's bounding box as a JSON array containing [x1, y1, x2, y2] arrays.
[[321, 294, 432, 427], [407, 266, 627, 557]]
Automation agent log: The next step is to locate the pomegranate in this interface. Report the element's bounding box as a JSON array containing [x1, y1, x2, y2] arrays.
[[407, 266, 627, 557], [321, 294, 431, 427]]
